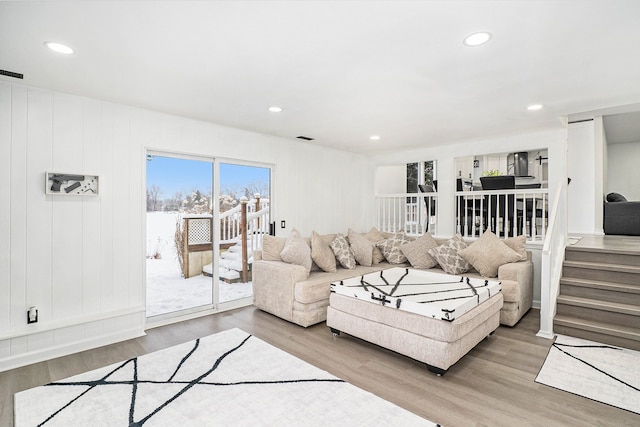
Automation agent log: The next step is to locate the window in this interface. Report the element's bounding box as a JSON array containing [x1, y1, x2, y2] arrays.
[[406, 161, 436, 193]]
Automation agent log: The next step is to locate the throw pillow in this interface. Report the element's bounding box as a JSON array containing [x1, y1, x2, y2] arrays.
[[400, 232, 439, 269], [262, 235, 286, 261], [459, 230, 522, 277], [330, 234, 356, 269], [311, 231, 337, 273], [279, 228, 312, 273], [376, 232, 409, 264], [503, 235, 528, 261], [606, 192, 627, 202], [427, 234, 471, 275], [348, 229, 374, 267], [365, 227, 386, 264]]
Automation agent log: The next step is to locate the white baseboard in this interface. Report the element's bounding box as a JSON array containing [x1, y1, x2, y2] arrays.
[[0, 327, 145, 373]]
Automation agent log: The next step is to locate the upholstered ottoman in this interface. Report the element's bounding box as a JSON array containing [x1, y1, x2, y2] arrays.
[[326, 268, 503, 375]]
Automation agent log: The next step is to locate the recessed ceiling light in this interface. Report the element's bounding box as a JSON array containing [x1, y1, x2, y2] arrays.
[[370, 135, 381, 141], [463, 32, 492, 47], [268, 106, 283, 113], [44, 41, 75, 55], [527, 104, 544, 111]]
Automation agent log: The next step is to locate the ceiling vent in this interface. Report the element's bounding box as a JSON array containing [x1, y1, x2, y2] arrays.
[[296, 136, 314, 141], [0, 69, 24, 79]]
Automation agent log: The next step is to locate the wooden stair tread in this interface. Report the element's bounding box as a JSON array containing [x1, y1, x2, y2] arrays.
[[556, 295, 640, 316], [559, 277, 640, 294], [565, 246, 640, 257], [554, 314, 640, 341], [563, 260, 640, 274]]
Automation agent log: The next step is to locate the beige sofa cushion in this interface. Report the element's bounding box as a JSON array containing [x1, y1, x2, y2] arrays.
[[503, 235, 528, 261], [400, 232, 439, 269], [280, 228, 312, 273], [311, 231, 337, 272], [459, 230, 522, 278], [262, 235, 286, 261], [364, 227, 386, 264], [348, 229, 374, 267]]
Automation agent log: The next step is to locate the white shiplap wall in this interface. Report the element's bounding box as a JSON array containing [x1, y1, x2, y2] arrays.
[[0, 82, 371, 371]]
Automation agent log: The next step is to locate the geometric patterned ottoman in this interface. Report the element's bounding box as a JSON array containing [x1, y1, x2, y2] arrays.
[[327, 267, 503, 375]]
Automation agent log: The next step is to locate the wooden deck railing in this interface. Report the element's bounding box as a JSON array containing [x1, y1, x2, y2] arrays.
[[181, 194, 270, 281]]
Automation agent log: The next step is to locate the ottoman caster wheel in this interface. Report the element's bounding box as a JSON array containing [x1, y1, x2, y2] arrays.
[[426, 365, 447, 376], [330, 327, 341, 337]]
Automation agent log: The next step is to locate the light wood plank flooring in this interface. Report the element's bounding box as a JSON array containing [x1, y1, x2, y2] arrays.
[[2, 307, 639, 426]]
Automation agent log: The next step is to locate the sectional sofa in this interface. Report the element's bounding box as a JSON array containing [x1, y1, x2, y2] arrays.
[[252, 229, 533, 328]]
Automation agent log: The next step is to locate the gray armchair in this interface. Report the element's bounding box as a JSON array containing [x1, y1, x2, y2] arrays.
[[604, 193, 640, 236]]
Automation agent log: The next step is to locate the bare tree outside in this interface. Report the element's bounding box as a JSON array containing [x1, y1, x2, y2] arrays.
[[147, 185, 163, 212]]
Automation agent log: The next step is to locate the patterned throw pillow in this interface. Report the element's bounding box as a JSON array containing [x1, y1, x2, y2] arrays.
[[459, 230, 522, 277], [348, 229, 374, 267], [279, 228, 312, 273], [365, 227, 386, 264], [427, 234, 471, 275], [311, 231, 337, 272], [376, 232, 409, 264], [330, 234, 356, 269], [400, 232, 439, 269]]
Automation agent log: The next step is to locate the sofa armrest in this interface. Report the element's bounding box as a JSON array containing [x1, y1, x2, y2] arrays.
[[252, 260, 309, 321], [604, 201, 640, 236], [497, 259, 533, 284], [254, 250, 263, 261]]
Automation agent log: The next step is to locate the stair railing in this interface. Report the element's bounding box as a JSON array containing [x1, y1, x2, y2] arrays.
[[537, 181, 567, 339], [238, 195, 270, 282], [220, 195, 269, 244], [374, 193, 438, 236]]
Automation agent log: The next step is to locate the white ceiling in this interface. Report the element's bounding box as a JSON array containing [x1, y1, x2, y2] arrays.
[[603, 111, 640, 144], [1, 1, 640, 154]]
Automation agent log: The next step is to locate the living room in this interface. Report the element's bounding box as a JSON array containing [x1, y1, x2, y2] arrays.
[[2, 1, 640, 425]]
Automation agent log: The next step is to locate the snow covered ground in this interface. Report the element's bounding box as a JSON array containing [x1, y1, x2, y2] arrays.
[[146, 212, 252, 317]]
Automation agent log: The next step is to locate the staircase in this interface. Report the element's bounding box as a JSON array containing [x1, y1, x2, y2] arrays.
[[202, 237, 254, 283], [554, 246, 640, 351]]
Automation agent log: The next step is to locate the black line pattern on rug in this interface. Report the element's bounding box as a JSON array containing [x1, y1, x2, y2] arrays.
[[38, 333, 345, 426], [352, 268, 493, 304], [553, 342, 640, 393]]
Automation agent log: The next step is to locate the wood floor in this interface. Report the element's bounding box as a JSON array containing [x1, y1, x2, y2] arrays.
[[2, 307, 639, 426]]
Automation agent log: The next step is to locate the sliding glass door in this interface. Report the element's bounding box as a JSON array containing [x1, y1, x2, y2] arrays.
[[218, 162, 271, 303], [145, 152, 272, 320], [145, 153, 214, 317]]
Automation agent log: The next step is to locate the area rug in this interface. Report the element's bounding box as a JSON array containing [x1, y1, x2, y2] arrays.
[[15, 328, 437, 426], [535, 334, 640, 415]]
